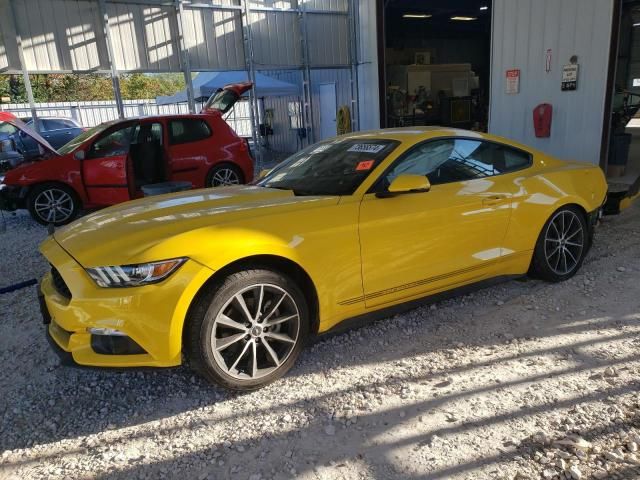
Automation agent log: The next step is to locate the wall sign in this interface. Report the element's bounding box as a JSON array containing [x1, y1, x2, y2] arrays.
[[561, 64, 579, 91], [506, 69, 520, 94]]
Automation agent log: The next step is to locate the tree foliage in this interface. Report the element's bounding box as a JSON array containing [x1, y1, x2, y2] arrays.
[[0, 73, 185, 103]]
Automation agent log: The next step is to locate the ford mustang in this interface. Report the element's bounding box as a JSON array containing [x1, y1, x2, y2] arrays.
[[39, 127, 607, 390]]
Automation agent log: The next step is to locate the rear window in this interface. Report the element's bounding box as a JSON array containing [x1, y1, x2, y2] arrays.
[[168, 119, 212, 145]]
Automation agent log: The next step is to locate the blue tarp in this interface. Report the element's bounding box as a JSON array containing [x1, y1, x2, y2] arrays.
[[156, 71, 299, 104]]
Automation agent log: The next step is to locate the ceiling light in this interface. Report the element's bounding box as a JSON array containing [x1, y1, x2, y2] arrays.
[[403, 13, 432, 18], [634, 22, 640, 27], [451, 16, 477, 21], [480, 6, 489, 10]]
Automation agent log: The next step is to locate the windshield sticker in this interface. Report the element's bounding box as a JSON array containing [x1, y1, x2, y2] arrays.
[[356, 160, 375, 171], [347, 144, 387, 154]]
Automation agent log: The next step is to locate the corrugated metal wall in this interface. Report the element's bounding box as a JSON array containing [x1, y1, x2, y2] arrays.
[[309, 68, 351, 139], [107, 2, 182, 72], [261, 69, 304, 152], [0, 0, 351, 73], [181, 6, 245, 70], [489, 0, 614, 165]]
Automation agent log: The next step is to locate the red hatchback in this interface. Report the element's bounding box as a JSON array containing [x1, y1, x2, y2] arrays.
[[0, 83, 254, 225]]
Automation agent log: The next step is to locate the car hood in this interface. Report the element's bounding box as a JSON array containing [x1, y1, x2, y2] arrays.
[[0, 112, 59, 156], [51, 186, 339, 267]]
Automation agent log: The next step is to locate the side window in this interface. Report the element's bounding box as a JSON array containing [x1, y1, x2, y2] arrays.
[[382, 138, 531, 188], [87, 125, 135, 159], [151, 123, 163, 143], [168, 119, 211, 145], [503, 147, 531, 172], [132, 123, 163, 145]]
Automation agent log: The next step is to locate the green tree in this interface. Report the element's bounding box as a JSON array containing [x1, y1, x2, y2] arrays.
[[0, 73, 185, 103]]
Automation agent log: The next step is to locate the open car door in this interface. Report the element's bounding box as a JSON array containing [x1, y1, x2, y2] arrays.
[[81, 122, 136, 206], [0, 112, 59, 166], [201, 82, 253, 114]]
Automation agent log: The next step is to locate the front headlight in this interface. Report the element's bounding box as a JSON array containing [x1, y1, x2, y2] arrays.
[[86, 258, 187, 288]]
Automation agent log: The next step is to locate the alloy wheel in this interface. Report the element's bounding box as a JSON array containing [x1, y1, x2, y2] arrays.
[[210, 168, 240, 187], [544, 210, 585, 276], [33, 188, 74, 224], [211, 284, 300, 380]]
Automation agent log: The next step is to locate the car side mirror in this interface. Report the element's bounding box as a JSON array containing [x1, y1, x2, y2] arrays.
[[74, 150, 85, 161], [258, 168, 271, 179], [377, 174, 431, 198]]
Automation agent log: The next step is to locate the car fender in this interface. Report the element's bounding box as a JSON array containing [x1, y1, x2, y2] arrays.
[[504, 166, 606, 254]]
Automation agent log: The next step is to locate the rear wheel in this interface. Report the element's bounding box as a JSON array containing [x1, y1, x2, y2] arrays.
[[530, 206, 588, 282], [185, 269, 309, 390], [27, 183, 80, 226], [206, 163, 243, 187]]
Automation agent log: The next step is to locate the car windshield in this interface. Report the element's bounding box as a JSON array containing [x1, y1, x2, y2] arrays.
[[57, 121, 118, 155], [258, 138, 399, 196]]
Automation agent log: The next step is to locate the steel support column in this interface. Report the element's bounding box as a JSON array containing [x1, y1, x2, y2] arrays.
[[240, 0, 262, 170], [299, 2, 315, 144], [348, 0, 359, 132], [98, 0, 125, 119], [175, 0, 196, 113], [9, 0, 39, 132]]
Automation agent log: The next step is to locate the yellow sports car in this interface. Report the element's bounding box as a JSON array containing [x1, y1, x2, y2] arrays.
[[39, 127, 607, 390]]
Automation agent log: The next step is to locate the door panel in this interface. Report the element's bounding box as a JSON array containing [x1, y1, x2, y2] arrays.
[[359, 180, 513, 308], [82, 124, 135, 206], [358, 137, 525, 308], [166, 118, 213, 185], [319, 83, 337, 140]]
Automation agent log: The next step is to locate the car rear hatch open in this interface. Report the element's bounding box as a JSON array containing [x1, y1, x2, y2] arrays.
[[201, 82, 254, 114]]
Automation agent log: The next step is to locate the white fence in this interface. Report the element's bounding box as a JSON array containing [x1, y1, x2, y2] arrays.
[[0, 100, 253, 137]]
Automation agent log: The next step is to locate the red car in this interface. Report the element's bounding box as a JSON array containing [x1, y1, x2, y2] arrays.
[[0, 83, 254, 226]]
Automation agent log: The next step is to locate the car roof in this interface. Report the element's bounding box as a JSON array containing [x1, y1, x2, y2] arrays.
[[338, 126, 538, 154], [338, 126, 485, 143]]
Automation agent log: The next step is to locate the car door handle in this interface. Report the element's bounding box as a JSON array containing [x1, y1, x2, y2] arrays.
[[482, 195, 509, 206]]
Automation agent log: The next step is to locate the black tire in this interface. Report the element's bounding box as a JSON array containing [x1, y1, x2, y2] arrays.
[[185, 269, 309, 391], [529, 205, 589, 282], [206, 163, 244, 187], [27, 183, 80, 226]]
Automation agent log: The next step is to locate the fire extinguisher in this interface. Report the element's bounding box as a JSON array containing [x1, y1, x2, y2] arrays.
[[533, 103, 553, 138]]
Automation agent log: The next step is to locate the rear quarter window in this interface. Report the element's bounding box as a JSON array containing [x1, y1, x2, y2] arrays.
[[169, 119, 212, 145]]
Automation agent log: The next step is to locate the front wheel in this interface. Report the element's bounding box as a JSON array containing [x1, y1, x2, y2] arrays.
[[529, 206, 588, 282], [185, 269, 309, 390], [206, 163, 243, 187], [27, 183, 80, 226]]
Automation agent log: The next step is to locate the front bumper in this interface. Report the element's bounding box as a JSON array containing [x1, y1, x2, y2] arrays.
[[40, 236, 214, 368]]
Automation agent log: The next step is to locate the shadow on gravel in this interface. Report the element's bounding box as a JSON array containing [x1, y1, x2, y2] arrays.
[[87, 368, 640, 479], [2, 307, 639, 480]]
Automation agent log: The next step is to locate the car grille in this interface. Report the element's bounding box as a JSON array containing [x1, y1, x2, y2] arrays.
[[51, 266, 72, 299]]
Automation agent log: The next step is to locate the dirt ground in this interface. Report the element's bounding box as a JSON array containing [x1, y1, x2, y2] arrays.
[[1, 203, 639, 480]]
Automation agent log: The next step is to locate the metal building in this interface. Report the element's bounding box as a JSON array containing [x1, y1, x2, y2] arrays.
[[0, 0, 360, 154]]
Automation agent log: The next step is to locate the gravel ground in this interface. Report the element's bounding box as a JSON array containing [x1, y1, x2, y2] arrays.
[[1, 204, 639, 480]]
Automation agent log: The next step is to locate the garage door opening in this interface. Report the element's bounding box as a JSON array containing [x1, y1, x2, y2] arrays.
[[604, 0, 640, 206], [379, 0, 492, 131]]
